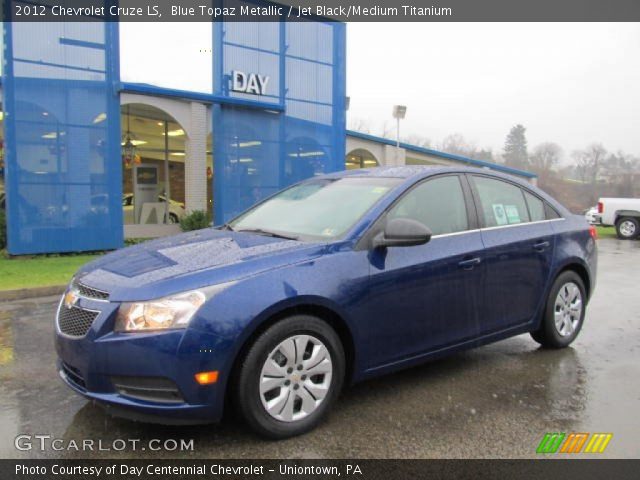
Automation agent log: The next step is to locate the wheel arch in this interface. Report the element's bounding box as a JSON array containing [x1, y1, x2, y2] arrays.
[[614, 209, 640, 222], [532, 260, 592, 334], [556, 261, 592, 300], [223, 298, 357, 413]]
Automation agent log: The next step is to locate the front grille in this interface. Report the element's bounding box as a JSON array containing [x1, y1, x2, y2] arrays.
[[111, 376, 185, 404], [61, 362, 86, 390], [58, 305, 99, 337], [74, 281, 109, 301]]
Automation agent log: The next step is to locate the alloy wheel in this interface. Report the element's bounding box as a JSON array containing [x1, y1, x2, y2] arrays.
[[553, 282, 583, 337], [259, 335, 333, 422], [619, 220, 637, 238]]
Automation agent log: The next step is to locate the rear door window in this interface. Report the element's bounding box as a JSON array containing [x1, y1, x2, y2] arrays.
[[472, 176, 531, 227], [523, 190, 546, 222], [545, 203, 561, 219]]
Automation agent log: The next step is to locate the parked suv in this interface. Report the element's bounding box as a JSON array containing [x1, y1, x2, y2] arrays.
[[596, 197, 640, 239], [55, 166, 597, 438]]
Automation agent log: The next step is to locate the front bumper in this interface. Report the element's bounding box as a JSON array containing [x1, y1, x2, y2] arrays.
[[54, 294, 233, 425], [57, 359, 216, 424]]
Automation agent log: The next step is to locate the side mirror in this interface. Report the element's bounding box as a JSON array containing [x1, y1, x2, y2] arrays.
[[372, 218, 432, 249]]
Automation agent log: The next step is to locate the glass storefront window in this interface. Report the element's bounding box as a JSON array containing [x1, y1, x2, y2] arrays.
[[346, 149, 380, 170], [121, 104, 186, 225], [207, 132, 214, 215]]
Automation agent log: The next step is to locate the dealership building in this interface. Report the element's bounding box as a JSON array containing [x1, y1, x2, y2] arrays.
[[0, 18, 535, 255]]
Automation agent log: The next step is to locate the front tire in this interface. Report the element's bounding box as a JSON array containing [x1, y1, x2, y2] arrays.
[[531, 271, 586, 349], [234, 315, 345, 439], [615, 217, 639, 240]]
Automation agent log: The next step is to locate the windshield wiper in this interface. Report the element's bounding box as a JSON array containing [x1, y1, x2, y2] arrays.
[[237, 228, 299, 240], [219, 223, 234, 231]]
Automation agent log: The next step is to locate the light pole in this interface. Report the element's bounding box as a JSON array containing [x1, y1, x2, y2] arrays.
[[392, 105, 407, 163]]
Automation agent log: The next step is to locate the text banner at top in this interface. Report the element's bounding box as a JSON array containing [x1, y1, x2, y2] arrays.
[[3, 0, 640, 22]]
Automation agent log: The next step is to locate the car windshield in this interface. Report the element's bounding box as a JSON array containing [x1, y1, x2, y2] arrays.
[[228, 177, 402, 241]]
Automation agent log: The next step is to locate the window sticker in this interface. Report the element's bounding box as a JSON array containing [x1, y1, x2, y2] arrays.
[[371, 187, 389, 194], [321, 227, 336, 236], [504, 205, 521, 224], [492, 204, 508, 225]]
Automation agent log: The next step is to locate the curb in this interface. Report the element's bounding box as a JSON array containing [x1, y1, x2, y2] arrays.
[[0, 285, 66, 302]]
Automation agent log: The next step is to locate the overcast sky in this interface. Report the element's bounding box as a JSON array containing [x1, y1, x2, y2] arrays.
[[346, 23, 640, 161]]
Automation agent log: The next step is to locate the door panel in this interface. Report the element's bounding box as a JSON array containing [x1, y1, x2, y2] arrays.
[[478, 223, 554, 334], [364, 233, 484, 368], [469, 175, 555, 334], [361, 175, 482, 369]]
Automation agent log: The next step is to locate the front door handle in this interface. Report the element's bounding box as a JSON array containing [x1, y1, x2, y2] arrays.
[[458, 257, 481, 270], [533, 241, 550, 252]]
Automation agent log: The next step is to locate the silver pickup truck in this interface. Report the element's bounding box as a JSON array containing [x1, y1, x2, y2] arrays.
[[597, 197, 640, 239]]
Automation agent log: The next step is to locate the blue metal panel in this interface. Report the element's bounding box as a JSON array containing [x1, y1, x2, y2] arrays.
[[213, 16, 347, 224], [3, 7, 123, 254]]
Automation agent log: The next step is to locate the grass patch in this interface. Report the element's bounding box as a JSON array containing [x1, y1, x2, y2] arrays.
[[595, 225, 617, 239], [0, 253, 102, 291]]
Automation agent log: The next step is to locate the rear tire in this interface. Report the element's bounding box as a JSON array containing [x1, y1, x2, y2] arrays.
[[615, 216, 639, 239], [531, 271, 586, 349], [234, 315, 345, 439]]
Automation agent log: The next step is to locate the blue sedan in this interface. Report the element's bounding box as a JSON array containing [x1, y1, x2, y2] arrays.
[[54, 166, 597, 438]]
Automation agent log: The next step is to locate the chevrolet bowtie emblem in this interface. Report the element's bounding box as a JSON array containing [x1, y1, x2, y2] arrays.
[[64, 290, 79, 309]]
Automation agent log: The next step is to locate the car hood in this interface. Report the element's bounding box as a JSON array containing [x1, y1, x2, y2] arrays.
[[76, 229, 325, 302]]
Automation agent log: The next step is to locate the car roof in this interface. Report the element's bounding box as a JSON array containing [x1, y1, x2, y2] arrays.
[[321, 165, 527, 183], [321, 165, 443, 179], [319, 165, 569, 216]]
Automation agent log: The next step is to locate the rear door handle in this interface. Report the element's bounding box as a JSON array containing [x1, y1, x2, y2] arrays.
[[533, 241, 550, 252], [458, 257, 481, 270]]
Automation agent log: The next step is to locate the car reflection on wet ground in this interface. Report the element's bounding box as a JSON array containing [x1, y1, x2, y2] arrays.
[[0, 238, 638, 459]]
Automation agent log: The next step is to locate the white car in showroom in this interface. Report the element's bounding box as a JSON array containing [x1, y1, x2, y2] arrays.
[[597, 197, 640, 239], [122, 194, 185, 224]]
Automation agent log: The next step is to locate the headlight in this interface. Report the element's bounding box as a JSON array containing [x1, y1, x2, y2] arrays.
[[115, 290, 206, 332]]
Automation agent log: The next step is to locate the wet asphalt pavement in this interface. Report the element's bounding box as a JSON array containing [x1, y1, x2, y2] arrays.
[[0, 238, 638, 459]]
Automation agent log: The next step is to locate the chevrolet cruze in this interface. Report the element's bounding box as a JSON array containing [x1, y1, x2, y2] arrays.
[[55, 166, 597, 438]]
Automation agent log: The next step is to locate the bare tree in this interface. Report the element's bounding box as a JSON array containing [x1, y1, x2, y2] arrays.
[[348, 117, 372, 134], [379, 120, 395, 139], [571, 143, 607, 205], [572, 143, 606, 184], [438, 133, 477, 157], [402, 134, 432, 148], [530, 142, 562, 178], [602, 150, 640, 197], [435, 133, 494, 162]]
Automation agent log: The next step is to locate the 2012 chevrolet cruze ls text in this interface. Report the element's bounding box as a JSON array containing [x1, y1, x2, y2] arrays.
[[55, 166, 597, 438]]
